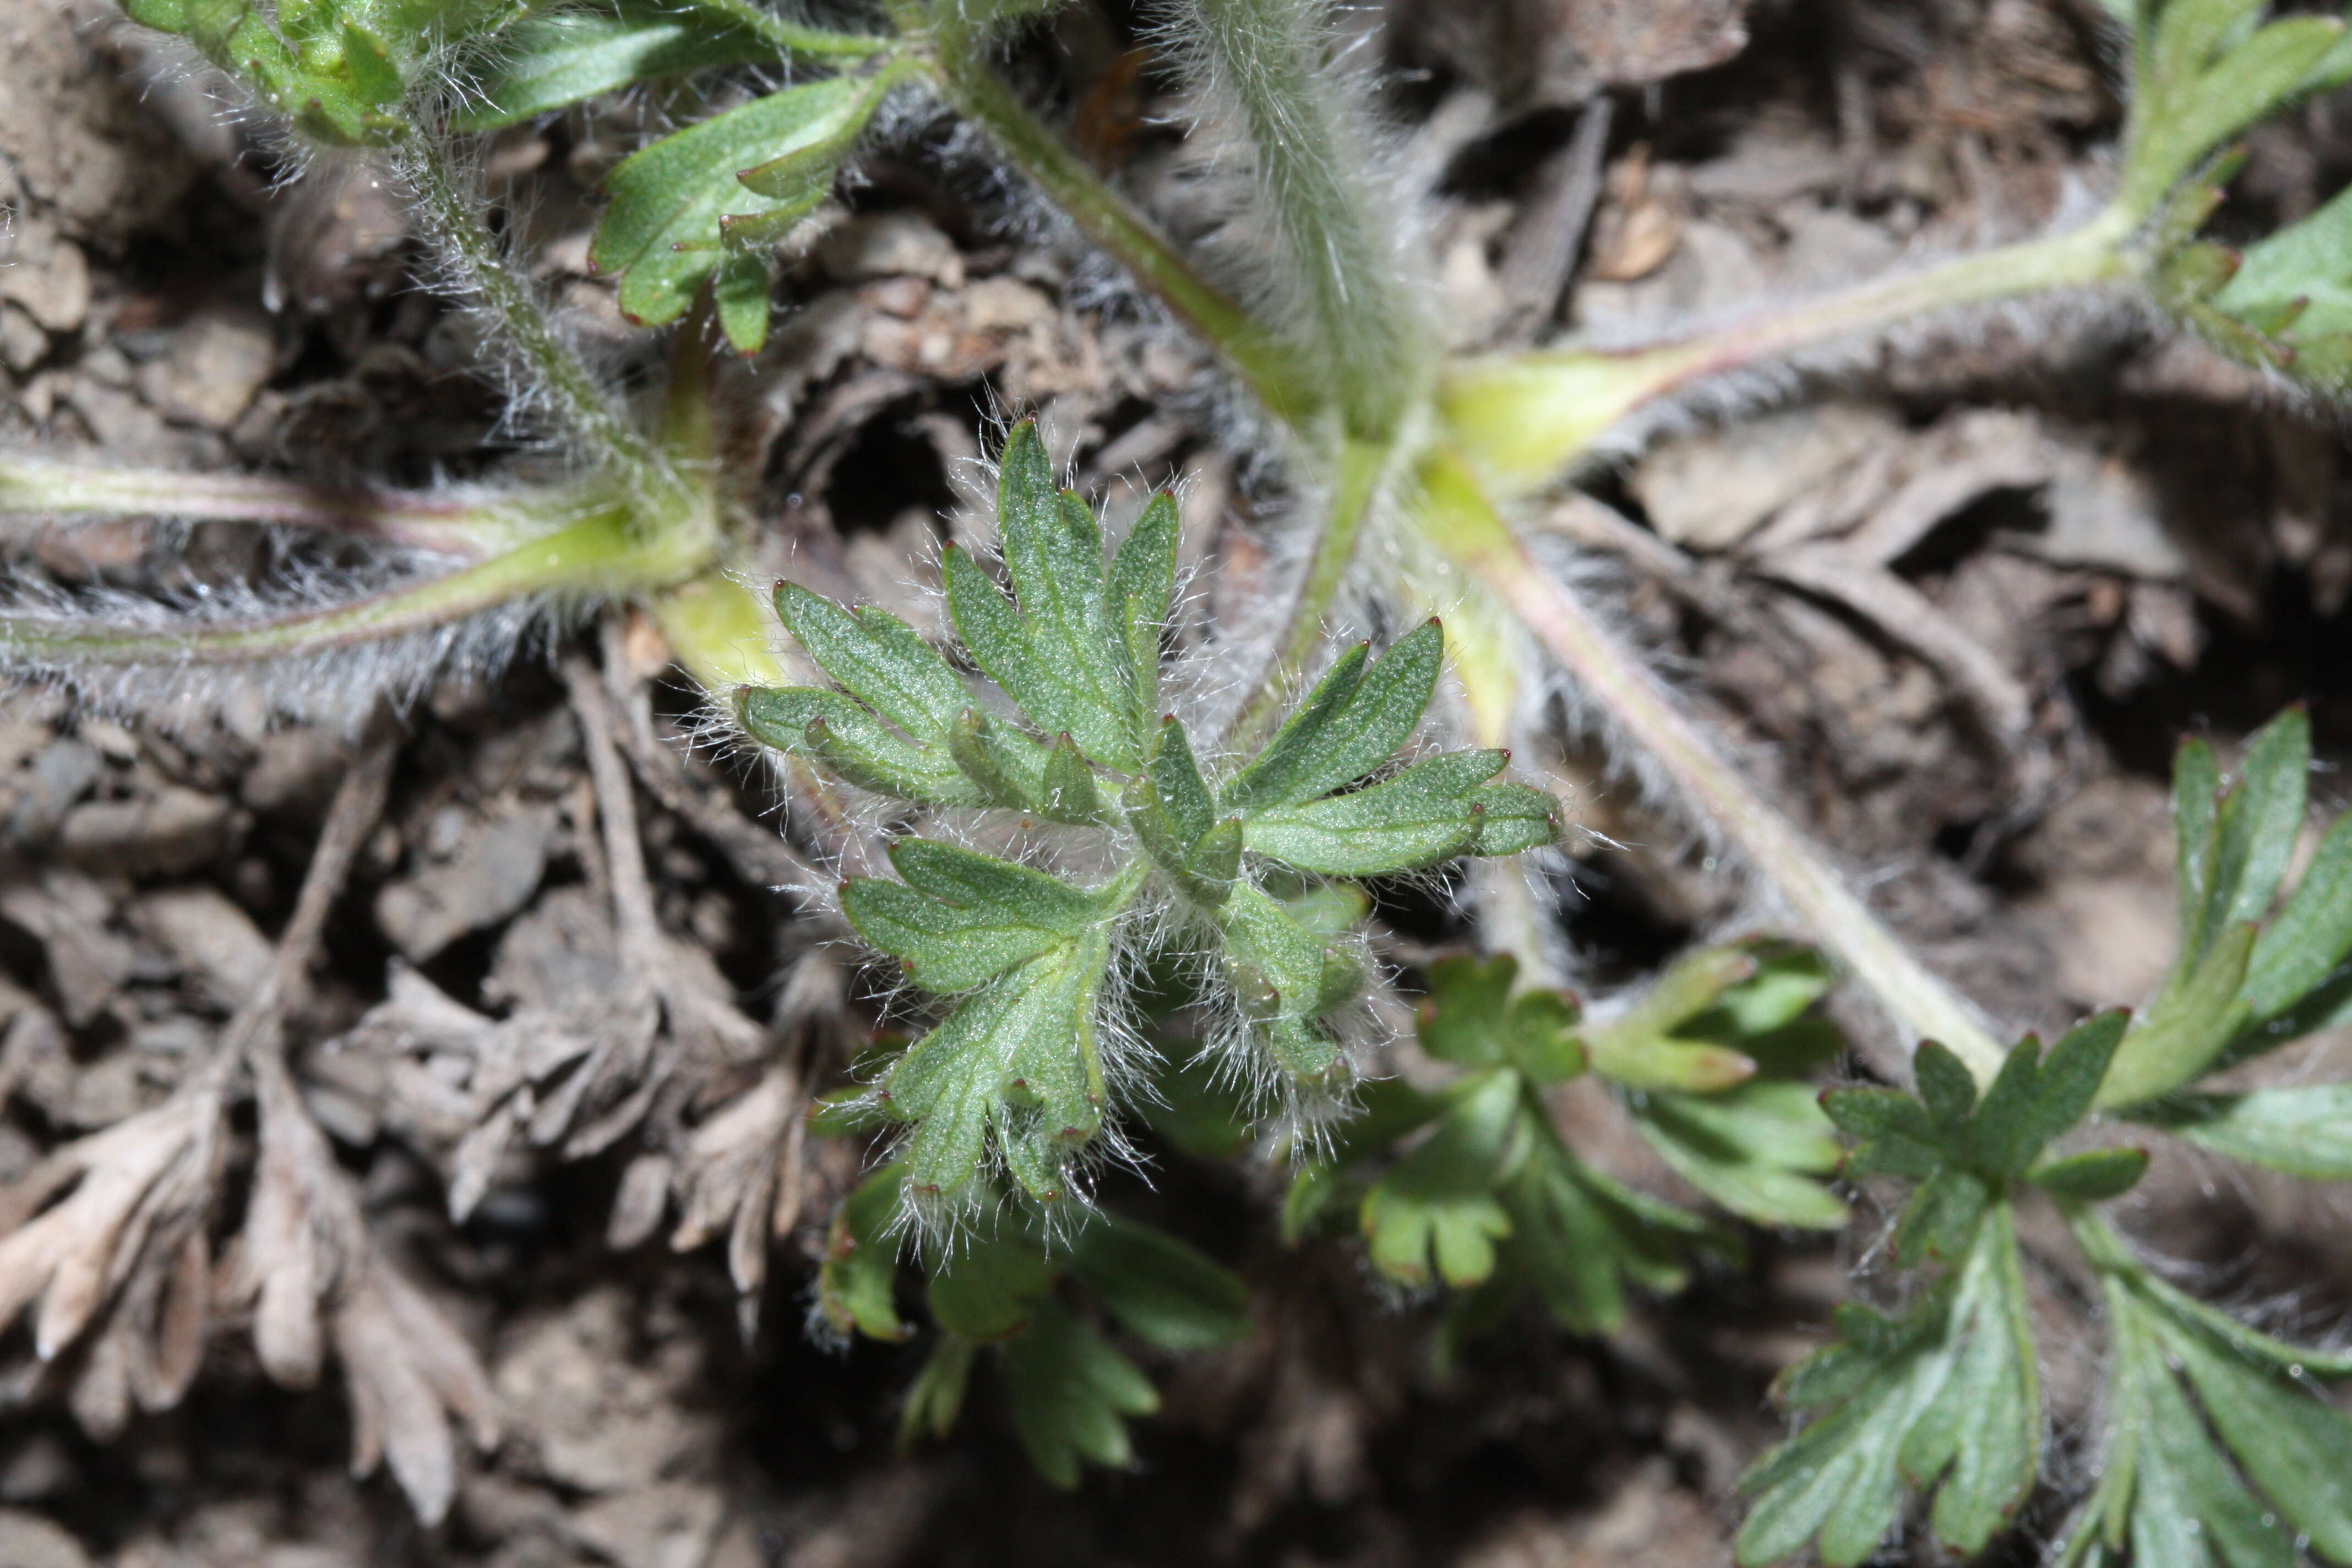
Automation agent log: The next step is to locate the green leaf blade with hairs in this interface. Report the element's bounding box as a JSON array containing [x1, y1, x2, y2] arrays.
[[2070, 1264, 2352, 1566], [1220, 622, 1446, 813], [2137, 1082, 2352, 1178], [1104, 492, 1180, 721], [1358, 1069, 1522, 1289], [881, 930, 1113, 1204], [451, 0, 792, 131], [775, 583, 970, 747], [1067, 1216, 1250, 1353], [1739, 1207, 2039, 1566], [842, 840, 1125, 994], [984, 424, 1135, 768], [1242, 750, 1520, 875], [999, 1298, 1160, 1488], [591, 78, 880, 346], [738, 685, 984, 806]]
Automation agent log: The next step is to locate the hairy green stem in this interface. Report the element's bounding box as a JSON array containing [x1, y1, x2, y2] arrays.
[[398, 126, 682, 504], [1227, 434, 1392, 747], [0, 455, 587, 557], [924, 19, 1319, 426], [1184, 0, 1431, 441], [1414, 452, 2008, 1085], [1442, 210, 2141, 498], [1, 504, 706, 665], [676, 0, 892, 58]]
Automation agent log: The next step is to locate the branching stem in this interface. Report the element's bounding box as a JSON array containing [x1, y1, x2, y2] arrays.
[[0, 456, 584, 557], [1414, 452, 2008, 1085], [1441, 209, 2141, 497], [397, 126, 682, 505], [924, 20, 1319, 426]]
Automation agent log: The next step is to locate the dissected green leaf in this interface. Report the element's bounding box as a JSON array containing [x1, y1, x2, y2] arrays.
[[738, 684, 981, 805], [453, 0, 799, 130], [1830, 1023, 2125, 1261], [1359, 1070, 1523, 1288], [943, 423, 1153, 769], [592, 78, 881, 346], [1414, 953, 1585, 1081], [1738, 1204, 2038, 1566], [999, 1298, 1159, 1487], [883, 930, 1114, 1202], [2137, 1082, 2352, 1178], [775, 582, 968, 746], [128, 0, 531, 141], [2062, 1260, 2352, 1568], [1584, 945, 1762, 1092], [1632, 1081, 1848, 1229], [818, 1163, 909, 1341], [843, 840, 1126, 993], [927, 1224, 1057, 1341], [1218, 621, 1446, 813], [1068, 1216, 1250, 1353], [1218, 881, 1348, 1078], [1244, 750, 1511, 875], [1498, 1121, 1728, 1336]]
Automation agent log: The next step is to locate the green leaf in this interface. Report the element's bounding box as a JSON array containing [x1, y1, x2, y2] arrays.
[[1468, 782, 1563, 856], [2059, 1244, 2352, 1568], [2136, 1082, 2352, 1178], [897, 1334, 977, 1449], [452, 0, 783, 130], [1243, 750, 1511, 876], [1498, 1122, 1727, 1336], [842, 841, 1121, 993], [2024, 1145, 2150, 1199], [738, 684, 981, 805], [883, 931, 1114, 1202], [947, 706, 1048, 809], [1583, 945, 1763, 1092], [1217, 883, 1350, 1077], [1219, 621, 1447, 813], [591, 78, 879, 343], [998, 1298, 1159, 1487], [1892, 1167, 1992, 1265], [2175, 735, 2224, 956], [1359, 1069, 1523, 1288], [1738, 1205, 2038, 1566], [1415, 953, 1586, 1080], [1106, 493, 1179, 718], [1067, 1216, 1250, 1353], [2155, 1294, 2352, 1559], [943, 424, 1142, 768], [818, 1163, 909, 1341], [927, 1224, 1057, 1341], [2242, 808, 2352, 1023], [2203, 707, 2310, 945], [775, 582, 968, 746], [2099, 922, 2257, 1107], [1631, 1081, 1848, 1230]]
